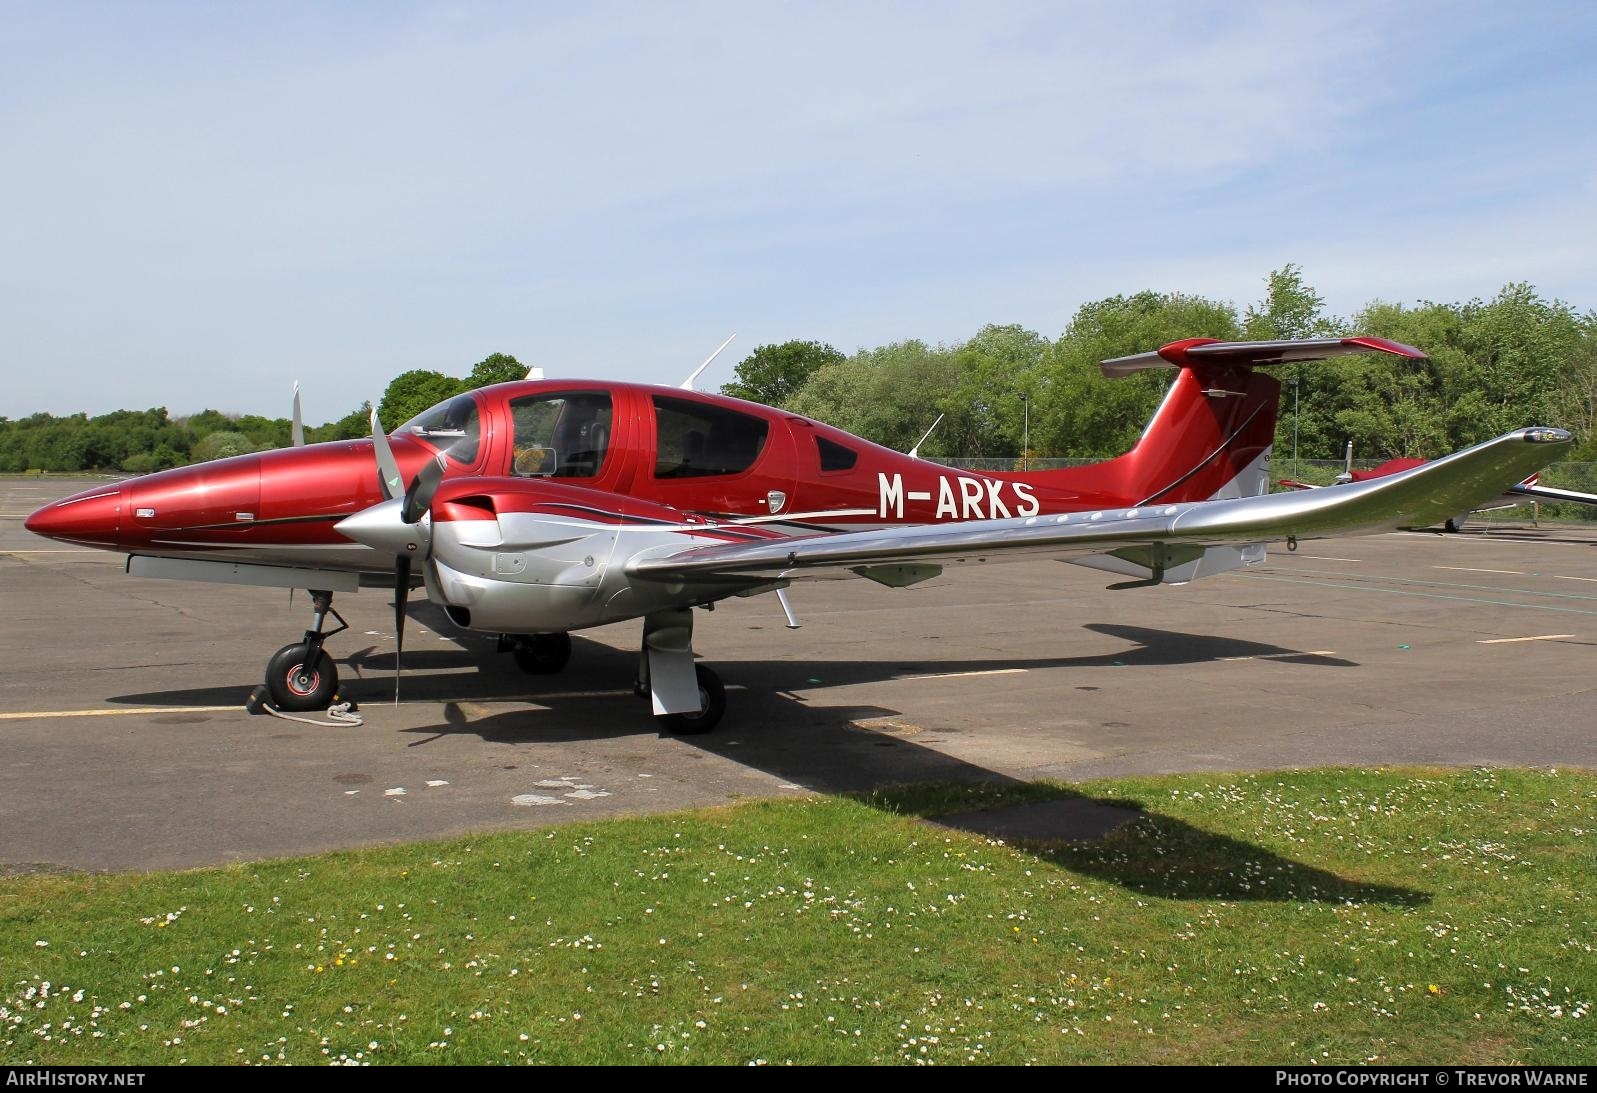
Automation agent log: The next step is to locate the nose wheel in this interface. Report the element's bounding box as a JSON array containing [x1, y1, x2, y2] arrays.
[[261, 589, 347, 712], [265, 642, 339, 711]]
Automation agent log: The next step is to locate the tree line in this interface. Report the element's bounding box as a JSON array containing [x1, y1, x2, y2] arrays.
[[0, 354, 529, 473], [4, 268, 1594, 473], [725, 267, 1597, 464]]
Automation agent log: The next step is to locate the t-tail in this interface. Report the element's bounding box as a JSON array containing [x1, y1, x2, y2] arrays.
[[1010, 337, 1425, 507]]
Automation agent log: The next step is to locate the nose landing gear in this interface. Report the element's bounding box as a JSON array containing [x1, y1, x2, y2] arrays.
[[262, 589, 348, 711]]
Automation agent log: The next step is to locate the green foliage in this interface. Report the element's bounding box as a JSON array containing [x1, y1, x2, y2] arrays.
[[191, 431, 255, 463], [1244, 263, 1342, 340], [722, 340, 846, 407], [376, 370, 466, 432], [306, 401, 373, 444], [465, 352, 527, 389], [1034, 291, 1240, 457], [7, 282, 1597, 473]]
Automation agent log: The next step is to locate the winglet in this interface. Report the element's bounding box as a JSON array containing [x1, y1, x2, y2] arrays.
[[680, 334, 736, 390]]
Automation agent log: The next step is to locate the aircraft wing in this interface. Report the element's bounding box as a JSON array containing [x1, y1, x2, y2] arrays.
[[628, 428, 1570, 584], [1509, 481, 1597, 507]]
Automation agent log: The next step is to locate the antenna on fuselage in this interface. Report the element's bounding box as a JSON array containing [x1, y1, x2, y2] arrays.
[[1334, 440, 1354, 484], [907, 414, 945, 460], [679, 334, 736, 391]]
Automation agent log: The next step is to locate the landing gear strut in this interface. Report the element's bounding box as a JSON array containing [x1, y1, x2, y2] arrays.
[[501, 631, 572, 674], [637, 608, 726, 733], [263, 589, 347, 711]]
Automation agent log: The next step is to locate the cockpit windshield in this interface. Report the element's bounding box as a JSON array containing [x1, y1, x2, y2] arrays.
[[401, 394, 481, 464]]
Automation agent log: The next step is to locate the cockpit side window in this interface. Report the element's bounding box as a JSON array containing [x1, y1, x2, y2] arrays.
[[402, 394, 481, 464], [507, 392, 613, 478], [652, 395, 769, 479]]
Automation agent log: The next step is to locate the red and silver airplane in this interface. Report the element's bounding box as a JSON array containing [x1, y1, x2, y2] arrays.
[[25, 337, 1572, 731]]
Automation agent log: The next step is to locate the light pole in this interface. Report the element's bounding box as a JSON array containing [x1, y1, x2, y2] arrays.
[[1291, 373, 1300, 482], [1020, 393, 1029, 471]]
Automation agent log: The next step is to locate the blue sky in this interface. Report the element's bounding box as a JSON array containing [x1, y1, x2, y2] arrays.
[[3, 1, 1595, 420]]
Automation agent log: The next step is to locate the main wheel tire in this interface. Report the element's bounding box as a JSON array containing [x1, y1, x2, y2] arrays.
[[1444, 513, 1470, 533], [265, 642, 339, 712], [510, 632, 572, 674], [656, 664, 726, 735]]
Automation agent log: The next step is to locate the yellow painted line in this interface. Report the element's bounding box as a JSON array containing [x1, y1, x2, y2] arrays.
[[1433, 566, 1524, 575], [1475, 634, 1575, 645], [0, 705, 240, 721]]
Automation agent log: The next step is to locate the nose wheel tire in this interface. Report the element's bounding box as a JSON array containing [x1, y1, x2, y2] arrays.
[[510, 632, 572, 674], [655, 664, 726, 735], [265, 642, 339, 712]]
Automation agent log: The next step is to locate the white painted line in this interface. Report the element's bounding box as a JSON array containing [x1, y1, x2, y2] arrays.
[[1216, 651, 1338, 662], [0, 549, 102, 555], [1554, 575, 1597, 583], [0, 705, 238, 721], [1433, 566, 1524, 575], [901, 667, 1029, 681], [1476, 634, 1575, 644], [1288, 555, 1361, 562]]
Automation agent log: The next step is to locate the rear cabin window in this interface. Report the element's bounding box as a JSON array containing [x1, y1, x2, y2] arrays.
[[403, 394, 481, 464], [653, 395, 769, 479], [507, 392, 613, 478], [816, 436, 858, 472]]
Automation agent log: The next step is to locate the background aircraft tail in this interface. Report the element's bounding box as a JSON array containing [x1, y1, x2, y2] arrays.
[[1012, 337, 1425, 507]]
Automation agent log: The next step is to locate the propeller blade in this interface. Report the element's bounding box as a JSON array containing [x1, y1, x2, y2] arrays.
[[370, 408, 404, 501], [393, 555, 410, 704], [402, 452, 448, 524], [291, 382, 306, 447]]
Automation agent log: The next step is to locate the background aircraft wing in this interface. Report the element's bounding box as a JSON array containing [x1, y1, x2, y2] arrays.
[[628, 428, 1570, 585], [1509, 481, 1597, 507]]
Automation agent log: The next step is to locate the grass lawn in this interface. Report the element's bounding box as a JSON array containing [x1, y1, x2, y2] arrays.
[[2, 768, 1592, 1065]]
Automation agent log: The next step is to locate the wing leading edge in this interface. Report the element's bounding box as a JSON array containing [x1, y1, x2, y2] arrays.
[[627, 428, 1571, 583]]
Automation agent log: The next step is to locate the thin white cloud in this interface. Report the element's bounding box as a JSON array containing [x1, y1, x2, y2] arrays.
[[1, 1, 1594, 417]]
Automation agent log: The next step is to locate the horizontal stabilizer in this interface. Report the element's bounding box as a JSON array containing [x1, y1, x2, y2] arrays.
[[1100, 337, 1425, 379]]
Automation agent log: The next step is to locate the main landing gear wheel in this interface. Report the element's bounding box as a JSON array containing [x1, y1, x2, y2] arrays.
[[265, 642, 339, 712], [1444, 513, 1470, 533], [510, 632, 572, 674], [655, 664, 726, 735]]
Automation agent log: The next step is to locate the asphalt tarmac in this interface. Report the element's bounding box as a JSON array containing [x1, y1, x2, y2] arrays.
[[4, 475, 1596, 872]]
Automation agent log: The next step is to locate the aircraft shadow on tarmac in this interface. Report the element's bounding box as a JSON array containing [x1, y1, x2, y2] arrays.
[[106, 621, 1357, 709], [396, 698, 1426, 906], [98, 617, 1417, 906]]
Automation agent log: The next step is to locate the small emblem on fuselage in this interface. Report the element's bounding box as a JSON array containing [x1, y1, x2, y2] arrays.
[[767, 490, 788, 514]]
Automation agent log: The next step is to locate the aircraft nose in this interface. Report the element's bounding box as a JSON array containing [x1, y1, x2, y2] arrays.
[[24, 485, 124, 545]]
